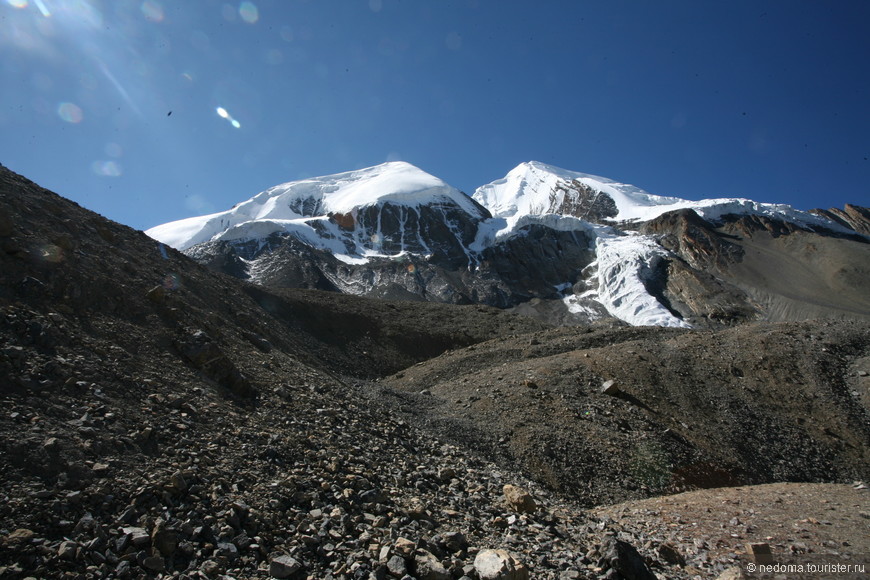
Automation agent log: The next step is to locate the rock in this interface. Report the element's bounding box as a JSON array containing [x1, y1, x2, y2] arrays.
[[200, 560, 221, 577], [151, 520, 177, 557], [600, 379, 620, 395], [174, 329, 255, 398], [141, 555, 165, 572], [716, 566, 745, 580], [215, 541, 239, 560], [57, 540, 78, 560], [122, 526, 150, 548], [393, 537, 416, 557], [146, 285, 167, 303], [473, 549, 529, 580], [503, 484, 536, 513], [657, 542, 685, 566], [167, 470, 187, 494], [386, 554, 408, 577], [359, 488, 386, 503], [414, 549, 451, 580], [437, 467, 456, 481], [439, 531, 468, 553], [5, 529, 35, 544], [599, 537, 657, 580], [745, 542, 773, 564], [42, 437, 60, 452], [270, 554, 302, 578]]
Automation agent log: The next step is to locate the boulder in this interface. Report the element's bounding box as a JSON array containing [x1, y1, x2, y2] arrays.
[[503, 484, 536, 513], [270, 554, 302, 578], [414, 549, 451, 580], [473, 549, 529, 580]]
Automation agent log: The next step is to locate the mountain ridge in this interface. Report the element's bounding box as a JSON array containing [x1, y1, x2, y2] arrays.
[[147, 161, 870, 329]]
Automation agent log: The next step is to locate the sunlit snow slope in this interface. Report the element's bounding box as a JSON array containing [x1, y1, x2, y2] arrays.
[[473, 160, 851, 234], [146, 161, 486, 260]]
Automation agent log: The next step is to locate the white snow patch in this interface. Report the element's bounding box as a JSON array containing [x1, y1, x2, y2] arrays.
[[589, 232, 692, 328]]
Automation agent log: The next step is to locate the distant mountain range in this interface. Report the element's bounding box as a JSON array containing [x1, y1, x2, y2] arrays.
[[147, 161, 870, 327]]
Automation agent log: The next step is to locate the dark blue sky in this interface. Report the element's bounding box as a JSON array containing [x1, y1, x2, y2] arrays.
[[2, 0, 868, 230]]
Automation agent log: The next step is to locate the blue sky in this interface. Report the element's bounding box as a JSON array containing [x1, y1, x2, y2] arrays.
[[2, 0, 868, 231]]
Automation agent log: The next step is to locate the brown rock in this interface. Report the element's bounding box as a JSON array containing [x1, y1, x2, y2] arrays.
[[745, 542, 773, 564], [503, 484, 536, 513]]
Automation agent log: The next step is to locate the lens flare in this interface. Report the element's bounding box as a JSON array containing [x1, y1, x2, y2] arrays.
[[239, 1, 259, 24], [162, 273, 180, 291], [57, 102, 83, 123], [140, 1, 164, 22], [91, 160, 122, 177], [6, 0, 28, 9], [216, 106, 241, 128], [36, 244, 64, 263]]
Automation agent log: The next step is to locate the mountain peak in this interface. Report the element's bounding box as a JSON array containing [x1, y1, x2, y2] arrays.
[[146, 161, 486, 252]]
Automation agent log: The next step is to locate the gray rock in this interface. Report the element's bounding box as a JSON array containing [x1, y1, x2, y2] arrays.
[[414, 549, 451, 580], [270, 554, 302, 578], [386, 554, 408, 577]]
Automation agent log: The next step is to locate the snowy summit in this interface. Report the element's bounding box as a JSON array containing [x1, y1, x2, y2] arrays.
[[146, 161, 485, 253]]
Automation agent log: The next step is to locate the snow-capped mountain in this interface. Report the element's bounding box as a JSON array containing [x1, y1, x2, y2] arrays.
[[472, 160, 853, 237], [147, 161, 870, 328], [146, 161, 489, 263]]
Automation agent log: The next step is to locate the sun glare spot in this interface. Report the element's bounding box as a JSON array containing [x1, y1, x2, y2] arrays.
[[37, 244, 64, 263], [57, 102, 83, 123], [216, 106, 241, 128], [140, 1, 164, 23], [91, 160, 122, 177], [239, 1, 258, 24], [162, 273, 180, 291], [6, 0, 28, 9], [32, 0, 49, 16]]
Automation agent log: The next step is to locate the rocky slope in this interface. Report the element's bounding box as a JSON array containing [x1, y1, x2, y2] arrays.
[[2, 163, 869, 579]]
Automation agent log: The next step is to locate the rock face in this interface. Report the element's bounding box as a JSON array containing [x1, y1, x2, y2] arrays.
[[811, 203, 870, 236]]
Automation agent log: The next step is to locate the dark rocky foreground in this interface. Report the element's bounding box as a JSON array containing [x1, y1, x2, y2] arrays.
[[1, 164, 868, 579]]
